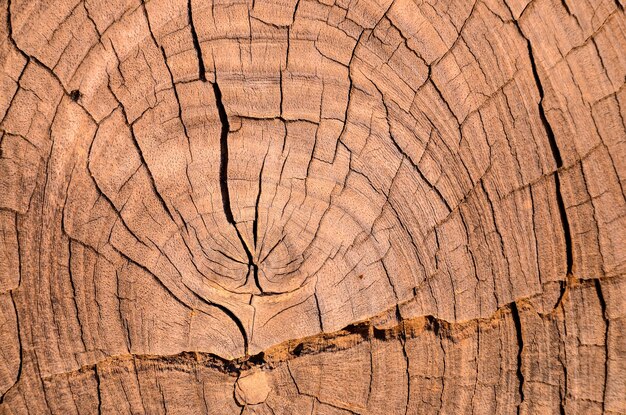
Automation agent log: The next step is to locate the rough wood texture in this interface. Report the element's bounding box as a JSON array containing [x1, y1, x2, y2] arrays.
[[0, 0, 625, 413]]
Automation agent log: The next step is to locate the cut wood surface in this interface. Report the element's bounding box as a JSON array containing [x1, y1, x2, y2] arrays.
[[0, 0, 625, 413]]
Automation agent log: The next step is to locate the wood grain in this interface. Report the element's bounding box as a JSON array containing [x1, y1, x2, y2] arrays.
[[0, 0, 625, 413]]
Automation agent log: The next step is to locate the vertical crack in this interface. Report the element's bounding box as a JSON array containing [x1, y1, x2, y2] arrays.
[[188, 0, 206, 82], [314, 292, 324, 331], [594, 279, 609, 414], [214, 82, 234, 224], [510, 10, 574, 277], [253, 152, 267, 248], [510, 302, 525, 414], [501, 2, 573, 280], [94, 364, 102, 414], [213, 82, 263, 294]]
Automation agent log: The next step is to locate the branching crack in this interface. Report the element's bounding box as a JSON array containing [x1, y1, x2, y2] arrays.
[[213, 82, 263, 294]]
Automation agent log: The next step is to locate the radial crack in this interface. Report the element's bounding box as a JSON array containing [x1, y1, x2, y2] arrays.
[[526, 42, 573, 276], [213, 82, 263, 294], [510, 302, 525, 413], [505, 2, 574, 277], [188, 0, 206, 81]]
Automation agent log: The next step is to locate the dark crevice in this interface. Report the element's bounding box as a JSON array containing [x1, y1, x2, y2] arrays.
[[560, 0, 573, 16], [213, 82, 263, 294], [26, 297, 578, 383], [519, 18, 574, 276], [94, 365, 102, 414], [594, 279, 609, 414], [6, 0, 26, 61], [114, 244, 250, 355], [190, 292, 250, 357], [555, 279, 567, 310], [214, 82, 233, 224], [188, 0, 206, 81], [527, 45, 562, 168], [253, 152, 267, 248], [510, 302, 525, 414], [314, 292, 324, 332]]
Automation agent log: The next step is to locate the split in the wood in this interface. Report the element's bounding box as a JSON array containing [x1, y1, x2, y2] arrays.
[[213, 82, 264, 295]]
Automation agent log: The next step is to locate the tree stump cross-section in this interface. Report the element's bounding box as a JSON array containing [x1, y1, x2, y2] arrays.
[[0, 0, 625, 413]]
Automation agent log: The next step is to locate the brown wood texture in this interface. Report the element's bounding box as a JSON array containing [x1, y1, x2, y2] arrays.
[[1, 0, 625, 413]]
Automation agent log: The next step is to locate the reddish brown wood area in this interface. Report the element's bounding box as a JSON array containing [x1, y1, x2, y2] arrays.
[[0, 0, 625, 413]]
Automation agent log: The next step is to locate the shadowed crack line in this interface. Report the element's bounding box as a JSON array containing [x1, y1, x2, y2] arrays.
[[253, 152, 268, 248], [188, 0, 206, 81], [213, 82, 263, 294], [504, 2, 574, 277], [94, 365, 102, 414], [33, 299, 524, 380], [525, 42, 573, 276], [510, 302, 525, 414], [594, 279, 609, 414], [21, 275, 608, 388]]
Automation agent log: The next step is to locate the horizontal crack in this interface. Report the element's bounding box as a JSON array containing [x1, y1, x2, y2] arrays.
[[34, 276, 605, 382]]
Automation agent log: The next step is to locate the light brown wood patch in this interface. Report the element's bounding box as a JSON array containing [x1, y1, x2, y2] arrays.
[[0, 0, 625, 413]]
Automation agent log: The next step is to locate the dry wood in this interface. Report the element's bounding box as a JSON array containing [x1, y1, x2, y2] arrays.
[[0, 0, 625, 413]]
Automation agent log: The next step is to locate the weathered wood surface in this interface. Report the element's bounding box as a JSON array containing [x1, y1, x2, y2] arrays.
[[0, 0, 625, 413]]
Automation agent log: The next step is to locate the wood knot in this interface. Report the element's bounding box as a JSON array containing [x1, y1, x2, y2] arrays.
[[234, 370, 271, 406]]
